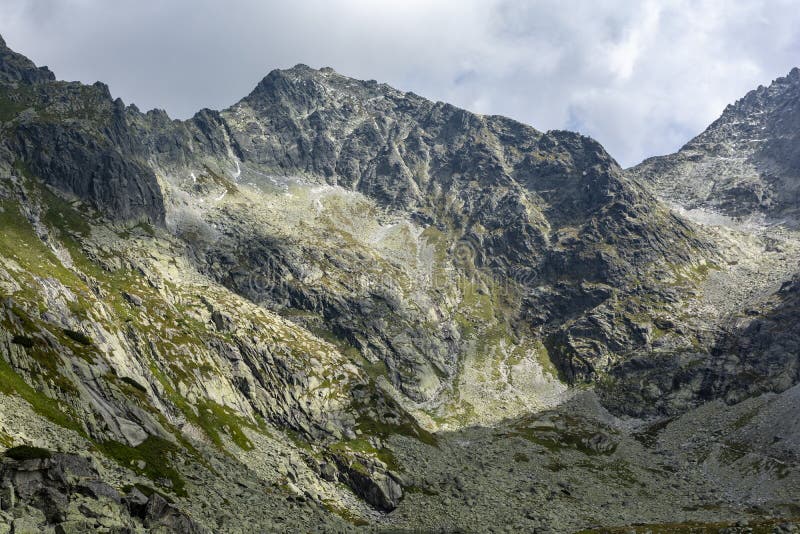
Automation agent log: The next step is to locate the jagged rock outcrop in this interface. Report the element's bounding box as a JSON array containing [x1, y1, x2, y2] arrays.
[[0, 38, 164, 224], [608, 66, 800, 417], [0, 35, 55, 85], [1, 40, 717, 402], [601, 273, 800, 416], [184, 65, 714, 394], [330, 452, 404, 511]]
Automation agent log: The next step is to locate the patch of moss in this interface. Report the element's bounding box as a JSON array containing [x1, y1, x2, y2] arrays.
[[39, 184, 92, 237], [196, 400, 255, 451], [4, 444, 52, 460], [0, 199, 85, 288], [356, 412, 438, 448], [0, 356, 83, 433], [329, 438, 401, 472], [11, 335, 35, 348], [62, 328, 93, 346], [201, 164, 239, 195], [510, 415, 617, 457], [632, 417, 674, 449], [0, 89, 34, 122], [321, 500, 369, 526], [66, 299, 90, 320], [717, 443, 748, 465], [95, 436, 186, 496], [732, 407, 759, 430], [148, 362, 257, 452]]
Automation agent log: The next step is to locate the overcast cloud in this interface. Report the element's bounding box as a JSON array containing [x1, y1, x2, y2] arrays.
[[1, 0, 798, 167]]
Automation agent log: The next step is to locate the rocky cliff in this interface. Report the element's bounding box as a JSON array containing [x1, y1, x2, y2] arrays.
[[0, 39, 164, 224], [189, 64, 717, 396]]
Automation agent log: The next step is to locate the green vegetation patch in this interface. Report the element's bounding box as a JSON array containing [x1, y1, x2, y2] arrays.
[[329, 438, 400, 472], [148, 363, 258, 452], [39, 184, 92, 237], [195, 400, 256, 451], [0, 87, 35, 122], [95, 436, 186, 496], [321, 500, 369, 527], [0, 199, 84, 288], [62, 328, 93, 346], [509, 415, 617, 457], [3, 444, 52, 461], [356, 411, 438, 448], [0, 356, 83, 433]]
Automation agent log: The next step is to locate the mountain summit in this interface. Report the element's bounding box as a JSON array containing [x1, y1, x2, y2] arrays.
[[632, 67, 800, 222]]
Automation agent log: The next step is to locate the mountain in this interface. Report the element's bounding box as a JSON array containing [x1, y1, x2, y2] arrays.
[[609, 69, 800, 417], [1, 36, 799, 532], [631, 67, 800, 223]]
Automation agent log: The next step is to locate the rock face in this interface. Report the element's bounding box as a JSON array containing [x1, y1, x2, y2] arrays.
[[630, 67, 800, 223], [0, 42, 715, 402], [0, 36, 55, 84], [602, 272, 800, 417], [603, 67, 800, 418], [0, 39, 165, 224], [331, 452, 403, 511]]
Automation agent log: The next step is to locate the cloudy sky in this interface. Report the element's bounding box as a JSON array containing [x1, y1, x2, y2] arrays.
[[1, 0, 799, 167]]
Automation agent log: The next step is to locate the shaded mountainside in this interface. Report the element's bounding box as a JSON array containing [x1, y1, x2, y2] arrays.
[[0, 41, 164, 224], [608, 67, 800, 420], [601, 264, 800, 417], [631, 67, 800, 222], [1, 36, 799, 532]]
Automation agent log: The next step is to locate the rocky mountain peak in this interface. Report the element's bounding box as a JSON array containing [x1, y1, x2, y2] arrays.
[[631, 65, 800, 222], [0, 34, 55, 85], [697, 66, 800, 145], [244, 62, 411, 117], [0, 39, 165, 223]]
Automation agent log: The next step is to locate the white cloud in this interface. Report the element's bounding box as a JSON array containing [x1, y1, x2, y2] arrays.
[[0, 0, 798, 166]]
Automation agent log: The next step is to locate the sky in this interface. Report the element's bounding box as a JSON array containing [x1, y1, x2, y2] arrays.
[[1, 0, 799, 167]]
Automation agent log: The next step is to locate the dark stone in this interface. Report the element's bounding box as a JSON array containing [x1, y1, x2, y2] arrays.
[[144, 493, 208, 533], [332, 453, 403, 512]]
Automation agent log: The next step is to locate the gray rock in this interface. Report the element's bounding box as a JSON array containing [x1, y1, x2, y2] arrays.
[[144, 493, 208, 533], [332, 453, 403, 512], [631, 67, 800, 223], [122, 292, 143, 307]]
